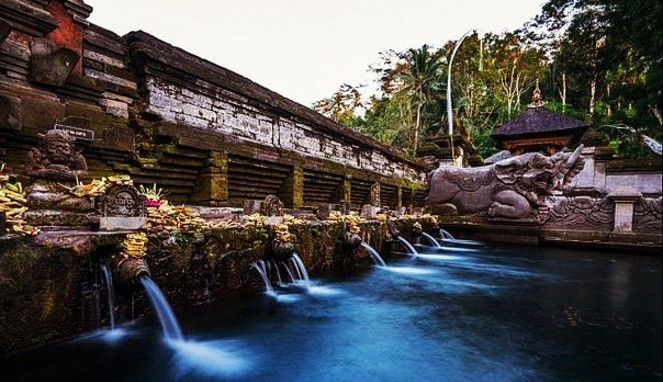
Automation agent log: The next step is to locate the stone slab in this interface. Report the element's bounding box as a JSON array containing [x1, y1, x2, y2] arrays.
[[93, 216, 146, 231], [24, 209, 90, 226]]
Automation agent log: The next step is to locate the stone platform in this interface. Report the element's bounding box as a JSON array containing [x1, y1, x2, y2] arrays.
[[440, 216, 662, 255]]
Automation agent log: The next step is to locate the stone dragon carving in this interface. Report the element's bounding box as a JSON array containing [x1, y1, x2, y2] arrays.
[[425, 145, 585, 219]]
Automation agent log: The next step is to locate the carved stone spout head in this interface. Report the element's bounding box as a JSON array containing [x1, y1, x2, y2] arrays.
[[261, 194, 283, 217], [112, 255, 150, 287], [342, 230, 362, 250]]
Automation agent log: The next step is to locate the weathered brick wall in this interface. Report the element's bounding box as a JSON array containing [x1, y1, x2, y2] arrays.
[[145, 76, 424, 182]]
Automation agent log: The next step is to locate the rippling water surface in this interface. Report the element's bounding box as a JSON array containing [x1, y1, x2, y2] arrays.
[[2, 245, 661, 381]]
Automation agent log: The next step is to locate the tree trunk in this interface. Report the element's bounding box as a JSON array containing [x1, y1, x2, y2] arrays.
[[559, 72, 566, 113], [413, 90, 422, 157], [589, 75, 597, 114]]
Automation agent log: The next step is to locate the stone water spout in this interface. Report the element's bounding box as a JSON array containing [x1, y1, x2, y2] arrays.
[[411, 222, 423, 242], [112, 255, 150, 287], [269, 224, 295, 261], [343, 230, 362, 250], [386, 219, 401, 239], [341, 215, 362, 250]]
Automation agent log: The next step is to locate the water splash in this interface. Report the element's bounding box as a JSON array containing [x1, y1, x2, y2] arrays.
[[361, 242, 387, 267], [422, 232, 442, 248], [397, 236, 419, 256], [291, 253, 311, 289], [100, 263, 116, 329], [140, 276, 184, 342], [70, 326, 133, 345], [169, 339, 252, 379], [416, 253, 467, 261], [383, 266, 437, 275], [250, 261, 274, 293]]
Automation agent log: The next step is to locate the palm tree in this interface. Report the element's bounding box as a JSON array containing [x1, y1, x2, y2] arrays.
[[401, 45, 445, 156]]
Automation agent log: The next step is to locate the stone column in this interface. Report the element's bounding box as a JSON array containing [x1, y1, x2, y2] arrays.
[[292, 164, 303, 208], [369, 182, 380, 206], [396, 187, 403, 208], [608, 186, 641, 232], [342, 177, 351, 204], [572, 146, 608, 195], [192, 150, 227, 206], [279, 163, 303, 208]]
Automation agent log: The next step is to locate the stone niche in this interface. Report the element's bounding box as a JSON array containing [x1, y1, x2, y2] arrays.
[[93, 184, 147, 231]]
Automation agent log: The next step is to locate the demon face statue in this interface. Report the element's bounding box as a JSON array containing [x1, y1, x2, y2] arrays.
[[425, 145, 585, 219]]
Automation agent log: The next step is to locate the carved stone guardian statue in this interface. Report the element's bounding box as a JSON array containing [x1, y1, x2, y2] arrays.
[[24, 130, 92, 225], [426, 145, 585, 219]]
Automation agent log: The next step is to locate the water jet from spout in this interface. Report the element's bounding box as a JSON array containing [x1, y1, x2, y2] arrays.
[[361, 242, 386, 267], [422, 232, 442, 248], [250, 261, 274, 294], [100, 263, 116, 329], [291, 253, 311, 289], [140, 275, 184, 342], [397, 236, 419, 256]]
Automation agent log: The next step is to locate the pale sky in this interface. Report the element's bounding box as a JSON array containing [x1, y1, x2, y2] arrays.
[[87, 0, 543, 107]]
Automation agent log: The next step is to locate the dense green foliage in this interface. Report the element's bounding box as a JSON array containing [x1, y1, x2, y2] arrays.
[[313, 0, 662, 159]]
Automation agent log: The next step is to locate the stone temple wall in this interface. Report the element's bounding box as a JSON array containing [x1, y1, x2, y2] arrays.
[[144, 76, 417, 181], [0, 0, 429, 208], [573, 147, 662, 196]]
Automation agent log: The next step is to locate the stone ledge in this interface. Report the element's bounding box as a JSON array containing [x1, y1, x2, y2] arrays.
[[541, 229, 662, 254]]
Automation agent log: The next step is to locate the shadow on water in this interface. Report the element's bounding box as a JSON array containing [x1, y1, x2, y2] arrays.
[[1, 244, 661, 382]]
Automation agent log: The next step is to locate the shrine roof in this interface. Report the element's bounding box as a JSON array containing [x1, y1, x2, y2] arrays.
[[492, 106, 588, 139]]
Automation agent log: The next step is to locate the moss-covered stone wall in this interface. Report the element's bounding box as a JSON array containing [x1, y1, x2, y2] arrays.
[[0, 217, 436, 355]]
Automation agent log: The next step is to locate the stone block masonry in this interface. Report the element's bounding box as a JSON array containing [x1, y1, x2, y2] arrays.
[[0, 1, 429, 208], [144, 76, 419, 181]]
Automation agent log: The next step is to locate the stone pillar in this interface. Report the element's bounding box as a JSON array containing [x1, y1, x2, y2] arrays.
[[292, 165, 303, 208], [280, 163, 303, 208], [369, 182, 380, 206], [342, 177, 351, 203], [192, 150, 227, 206], [572, 146, 608, 195], [608, 186, 641, 232], [396, 187, 403, 208]]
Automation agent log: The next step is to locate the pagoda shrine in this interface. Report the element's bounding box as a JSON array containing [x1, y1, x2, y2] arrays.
[[492, 84, 589, 155]]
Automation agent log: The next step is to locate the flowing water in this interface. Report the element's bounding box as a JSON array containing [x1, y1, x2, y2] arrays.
[[281, 260, 295, 282], [291, 253, 311, 289], [440, 228, 455, 239], [421, 232, 442, 247], [397, 235, 419, 255], [100, 263, 116, 329], [361, 242, 387, 267], [140, 275, 184, 342], [3, 245, 661, 381], [251, 261, 274, 293]]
